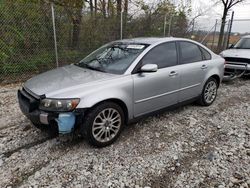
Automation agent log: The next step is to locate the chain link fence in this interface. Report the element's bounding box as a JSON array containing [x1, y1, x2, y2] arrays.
[[0, 1, 56, 83], [193, 17, 250, 53], [1, 1, 248, 84], [195, 20, 231, 52]]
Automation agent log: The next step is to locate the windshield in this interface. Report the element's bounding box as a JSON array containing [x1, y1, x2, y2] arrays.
[[76, 42, 148, 74], [234, 38, 250, 49]]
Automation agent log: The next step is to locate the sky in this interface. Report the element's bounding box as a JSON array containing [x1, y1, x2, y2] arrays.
[[191, 0, 250, 33]]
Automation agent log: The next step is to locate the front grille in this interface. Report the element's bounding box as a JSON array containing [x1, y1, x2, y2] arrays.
[[18, 88, 40, 114], [224, 57, 250, 64]]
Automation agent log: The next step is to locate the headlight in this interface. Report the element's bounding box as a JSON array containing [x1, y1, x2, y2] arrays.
[[39, 98, 80, 112]]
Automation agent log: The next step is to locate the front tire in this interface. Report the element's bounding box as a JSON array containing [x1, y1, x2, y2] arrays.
[[198, 77, 218, 106], [82, 102, 125, 147]]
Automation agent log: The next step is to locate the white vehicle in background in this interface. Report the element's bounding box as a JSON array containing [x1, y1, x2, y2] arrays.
[[220, 35, 250, 80]]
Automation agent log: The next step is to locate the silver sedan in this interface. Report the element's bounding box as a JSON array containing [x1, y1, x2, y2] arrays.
[[18, 37, 225, 147]]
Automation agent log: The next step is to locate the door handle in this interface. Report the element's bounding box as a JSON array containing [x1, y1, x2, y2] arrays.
[[201, 65, 208, 69], [169, 71, 178, 77]]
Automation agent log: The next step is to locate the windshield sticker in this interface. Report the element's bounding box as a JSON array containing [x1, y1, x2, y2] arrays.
[[126, 45, 145, 49]]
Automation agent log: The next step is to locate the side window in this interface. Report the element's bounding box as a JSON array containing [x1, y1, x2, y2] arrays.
[[141, 42, 177, 69], [200, 46, 211, 60], [179, 42, 203, 64]]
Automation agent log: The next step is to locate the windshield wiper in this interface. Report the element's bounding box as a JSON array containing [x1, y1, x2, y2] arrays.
[[76, 61, 106, 73], [85, 64, 106, 72]]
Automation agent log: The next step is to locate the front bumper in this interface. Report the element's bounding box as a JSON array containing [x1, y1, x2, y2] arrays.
[[18, 89, 57, 125], [17, 88, 84, 132], [223, 62, 250, 81], [225, 62, 249, 71]]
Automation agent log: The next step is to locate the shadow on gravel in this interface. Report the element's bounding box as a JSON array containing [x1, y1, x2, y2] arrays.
[[2, 136, 55, 158], [222, 77, 249, 86], [28, 102, 192, 155]]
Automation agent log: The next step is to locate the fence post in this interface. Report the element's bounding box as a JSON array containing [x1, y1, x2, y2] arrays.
[[222, 19, 230, 50], [211, 19, 218, 50], [226, 11, 234, 49], [51, 3, 59, 67], [163, 13, 167, 37], [168, 16, 172, 37], [191, 20, 195, 36], [120, 11, 123, 40]]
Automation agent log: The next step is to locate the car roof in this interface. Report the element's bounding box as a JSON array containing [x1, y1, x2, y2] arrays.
[[116, 37, 183, 45], [115, 37, 213, 54], [242, 35, 250, 39]]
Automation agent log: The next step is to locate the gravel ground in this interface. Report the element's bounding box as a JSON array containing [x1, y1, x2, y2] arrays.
[[0, 79, 249, 188]]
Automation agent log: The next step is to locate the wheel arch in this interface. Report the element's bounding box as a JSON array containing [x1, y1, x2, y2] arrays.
[[210, 74, 221, 87], [84, 98, 129, 124]]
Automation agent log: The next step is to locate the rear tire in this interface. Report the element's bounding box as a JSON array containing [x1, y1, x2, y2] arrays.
[[197, 77, 218, 106], [82, 102, 125, 147]]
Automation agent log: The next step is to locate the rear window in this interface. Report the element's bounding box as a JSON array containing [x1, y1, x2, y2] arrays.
[[200, 47, 211, 60]]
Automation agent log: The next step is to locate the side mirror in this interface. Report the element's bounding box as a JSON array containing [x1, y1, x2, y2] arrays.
[[228, 44, 234, 49], [140, 64, 158, 73]]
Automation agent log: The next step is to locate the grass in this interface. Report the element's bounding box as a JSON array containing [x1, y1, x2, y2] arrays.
[[0, 49, 88, 83]]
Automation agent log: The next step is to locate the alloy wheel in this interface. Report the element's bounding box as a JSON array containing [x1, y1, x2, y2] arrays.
[[204, 80, 217, 104], [92, 108, 121, 143]]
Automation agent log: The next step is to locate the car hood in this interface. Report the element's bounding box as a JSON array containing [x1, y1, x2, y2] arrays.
[[221, 49, 250, 59], [24, 64, 118, 96]]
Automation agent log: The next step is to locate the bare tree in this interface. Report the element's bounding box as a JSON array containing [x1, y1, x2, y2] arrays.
[[123, 0, 128, 33], [217, 0, 245, 52], [89, 0, 94, 16], [117, 0, 122, 18], [187, 1, 220, 34], [94, 0, 97, 16]]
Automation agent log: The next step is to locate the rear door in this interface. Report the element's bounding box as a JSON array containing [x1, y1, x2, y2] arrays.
[[132, 42, 180, 117], [177, 41, 211, 102]]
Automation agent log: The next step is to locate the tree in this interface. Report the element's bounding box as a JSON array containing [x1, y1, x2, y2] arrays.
[[217, 0, 245, 52], [187, 1, 220, 35], [100, 0, 107, 18], [51, 0, 85, 49], [89, 0, 94, 16], [127, 0, 189, 38], [124, 0, 128, 24]]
